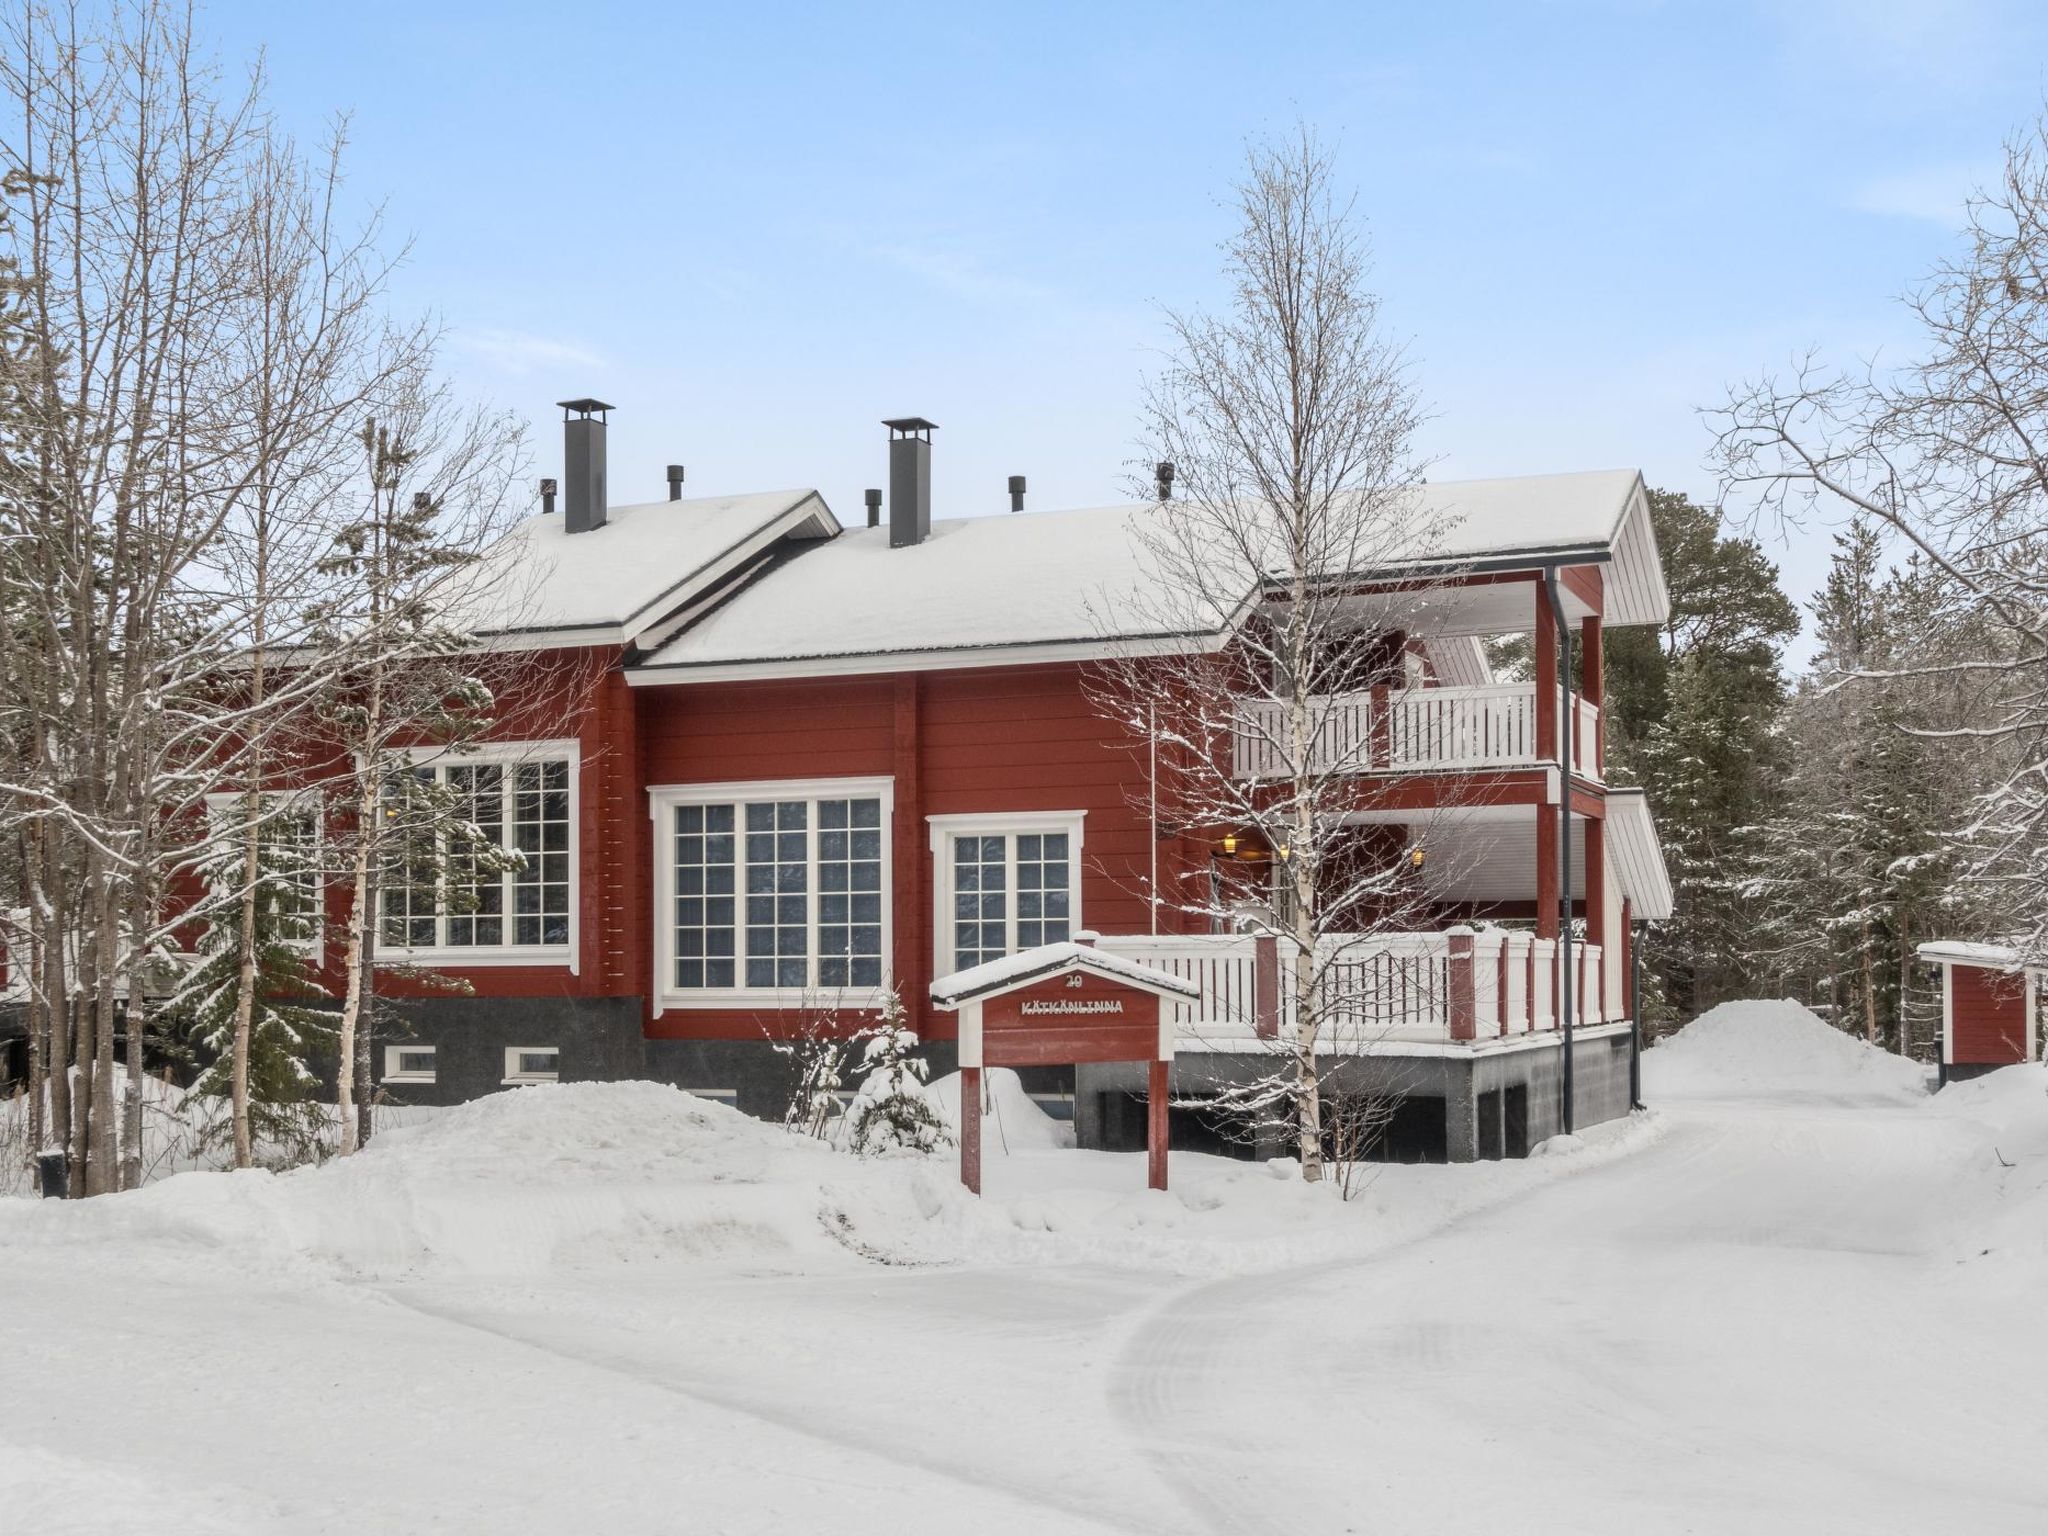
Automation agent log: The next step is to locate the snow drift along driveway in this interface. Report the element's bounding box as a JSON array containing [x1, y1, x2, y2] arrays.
[[1, 999, 2043, 1535]]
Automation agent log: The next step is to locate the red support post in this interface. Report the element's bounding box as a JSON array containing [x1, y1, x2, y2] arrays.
[[1533, 580, 1558, 764], [1369, 682, 1391, 769], [1447, 927, 1477, 1041], [1147, 1059, 1170, 1191], [960, 1066, 982, 1195], [1535, 803, 1559, 942]]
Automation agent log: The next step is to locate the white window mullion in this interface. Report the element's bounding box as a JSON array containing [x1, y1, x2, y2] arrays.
[[499, 770, 517, 946], [806, 810, 821, 990]]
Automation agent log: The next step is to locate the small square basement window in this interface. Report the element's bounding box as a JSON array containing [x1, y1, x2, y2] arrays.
[[383, 1045, 437, 1084], [503, 1046, 560, 1085]]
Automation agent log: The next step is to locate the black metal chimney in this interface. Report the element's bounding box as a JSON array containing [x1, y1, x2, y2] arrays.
[[557, 398, 612, 533], [1155, 461, 1175, 503], [863, 488, 882, 529], [1008, 475, 1026, 513], [666, 464, 686, 501], [882, 417, 935, 548], [540, 478, 557, 516]]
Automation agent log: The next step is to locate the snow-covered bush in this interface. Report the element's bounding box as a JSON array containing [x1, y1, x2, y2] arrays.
[[843, 994, 950, 1156]]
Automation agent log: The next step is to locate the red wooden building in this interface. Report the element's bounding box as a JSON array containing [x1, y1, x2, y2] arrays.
[[1917, 942, 2042, 1084], [136, 402, 1683, 1160]]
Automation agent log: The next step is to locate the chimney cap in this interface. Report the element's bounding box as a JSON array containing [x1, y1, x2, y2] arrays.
[[882, 416, 938, 440], [558, 398, 614, 419]]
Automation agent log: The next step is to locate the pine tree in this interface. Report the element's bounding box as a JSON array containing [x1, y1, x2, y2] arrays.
[[1601, 490, 1799, 1022]]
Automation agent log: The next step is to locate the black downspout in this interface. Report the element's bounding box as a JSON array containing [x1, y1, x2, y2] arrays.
[[1544, 569, 1576, 1136], [1630, 920, 1646, 1111]]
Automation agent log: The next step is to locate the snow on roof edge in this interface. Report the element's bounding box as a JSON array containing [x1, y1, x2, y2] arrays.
[[929, 941, 1203, 1007]]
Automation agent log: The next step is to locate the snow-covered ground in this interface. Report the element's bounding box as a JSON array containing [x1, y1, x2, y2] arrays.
[[3, 1000, 2044, 1534]]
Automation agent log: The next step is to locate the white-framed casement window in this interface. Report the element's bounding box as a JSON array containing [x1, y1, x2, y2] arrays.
[[503, 1045, 560, 1085], [928, 811, 1084, 975], [383, 1044, 437, 1084], [375, 739, 579, 969], [649, 776, 893, 1011], [202, 790, 326, 958]]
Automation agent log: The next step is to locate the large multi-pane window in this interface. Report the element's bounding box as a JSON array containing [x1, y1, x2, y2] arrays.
[[376, 744, 577, 958], [930, 814, 1083, 974], [659, 779, 889, 1001]]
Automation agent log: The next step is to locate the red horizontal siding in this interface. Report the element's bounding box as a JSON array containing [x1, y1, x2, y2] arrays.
[[1952, 965, 2030, 1065]]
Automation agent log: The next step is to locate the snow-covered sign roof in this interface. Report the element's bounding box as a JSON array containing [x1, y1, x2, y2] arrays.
[[929, 938, 1203, 1009], [1916, 941, 2039, 973], [631, 469, 1667, 683], [450, 490, 837, 647]]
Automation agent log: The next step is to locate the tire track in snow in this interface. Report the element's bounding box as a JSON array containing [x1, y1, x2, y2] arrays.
[[379, 1284, 1181, 1536], [1103, 1120, 1698, 1536]]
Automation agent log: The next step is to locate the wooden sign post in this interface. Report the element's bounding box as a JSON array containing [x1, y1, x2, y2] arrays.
[[929, 932, 1198, 1195]]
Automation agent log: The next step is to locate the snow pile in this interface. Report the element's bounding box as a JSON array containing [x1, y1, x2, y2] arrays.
[[1926, 1064, 2048, 1270], [0, 1075, 1668, 1283], [1645, 998, 1929, 1098], [925, 1067, 1076, 1151]]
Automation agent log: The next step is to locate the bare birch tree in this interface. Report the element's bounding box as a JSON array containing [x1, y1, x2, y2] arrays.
[[1089, 130, 1452, 1182], [1712, 116, 2048, 966]]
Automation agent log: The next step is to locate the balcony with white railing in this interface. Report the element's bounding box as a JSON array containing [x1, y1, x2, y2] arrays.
[[1095, 928, 1614, 1050], [1231, 683, 1602, 782]]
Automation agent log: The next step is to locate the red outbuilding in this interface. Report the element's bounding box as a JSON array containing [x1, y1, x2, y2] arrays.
[[1918, 942, 2042, 1084]]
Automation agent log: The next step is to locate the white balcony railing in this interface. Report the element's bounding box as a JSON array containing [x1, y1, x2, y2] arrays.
[[1231, 683, 1602, 781], [1095, 927, 1614, 1049]]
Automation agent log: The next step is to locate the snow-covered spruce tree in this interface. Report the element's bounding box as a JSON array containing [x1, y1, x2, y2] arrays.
[[1086, 128, 1442, 1182], [1713, 115, 2048, 968], [176, 818, 334, 1162], [844, 992, 950, 1156], [1747, 524, 2005, 1051]]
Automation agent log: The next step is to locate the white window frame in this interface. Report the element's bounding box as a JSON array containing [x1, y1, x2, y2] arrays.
[[202, 789, 327, 961], [649, 776, 895, 1014], [503, 1045, 560, 1085], [382, 1043, 437, 1084], [927, 811, 1086, 977], [372, 738, 581, 972]]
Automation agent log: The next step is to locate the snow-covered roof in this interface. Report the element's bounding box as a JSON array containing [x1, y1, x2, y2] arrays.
[[631, 469, 1667, 683], [1916, 941, 2039, 972], [451, 490, 837, 646], [633, 504, 1222, 681], [1397, 470, 1668, 627], [929, 939, 1203, 1009], [1604, 790, 1675, 923]]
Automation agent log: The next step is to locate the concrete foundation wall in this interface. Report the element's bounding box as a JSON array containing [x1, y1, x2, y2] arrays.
[[1077, 1025, 1641, 1164], [368, 994, 647, 1108]]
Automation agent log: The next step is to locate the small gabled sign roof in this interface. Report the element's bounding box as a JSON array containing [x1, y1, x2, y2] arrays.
[[929, 936, 1202, 1010]]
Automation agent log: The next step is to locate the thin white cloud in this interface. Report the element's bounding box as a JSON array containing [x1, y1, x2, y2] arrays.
[[455, 327, 606, 378], [867, 243, 1060, 307]]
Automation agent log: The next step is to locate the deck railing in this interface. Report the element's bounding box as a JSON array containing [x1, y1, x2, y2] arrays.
[[1231, 682, 1601, 781], [1094, 926, 1611, 1048]]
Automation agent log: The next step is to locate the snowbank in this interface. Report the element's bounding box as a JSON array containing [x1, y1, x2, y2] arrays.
[[1645, 998, 1930, 1098], [0, 1077, 1664, 1283], [925, 1067, 1076, 1151]]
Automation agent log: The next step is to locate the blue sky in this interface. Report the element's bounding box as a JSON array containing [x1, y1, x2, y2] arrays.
[[207, 0, 2048, 649]]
